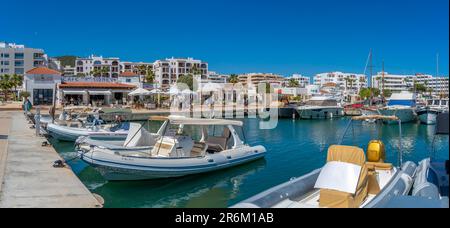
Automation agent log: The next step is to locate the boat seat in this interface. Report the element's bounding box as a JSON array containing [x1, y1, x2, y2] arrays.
[[365, 162, 393, 171], [319, 145, 369, 208], [206, 127, 231, 152], [206, 137, 227, 152], [191, 142, 207, 157], [153, 142, 174, 157]]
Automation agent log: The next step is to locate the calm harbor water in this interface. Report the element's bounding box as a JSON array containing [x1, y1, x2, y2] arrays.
[[50, 118, 449, 208]]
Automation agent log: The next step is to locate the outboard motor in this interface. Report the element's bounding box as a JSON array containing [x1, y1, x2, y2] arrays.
[[367, 140, 386, 163]]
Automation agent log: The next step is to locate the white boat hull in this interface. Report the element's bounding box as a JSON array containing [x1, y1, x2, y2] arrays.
[[418, 112, 438, 125], [47, 124, 128, 142], [79, 146, 266, 181], [378, 107, 416, 124]]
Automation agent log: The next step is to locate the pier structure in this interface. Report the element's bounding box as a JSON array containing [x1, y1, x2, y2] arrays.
[[0, 111, 102, 208]]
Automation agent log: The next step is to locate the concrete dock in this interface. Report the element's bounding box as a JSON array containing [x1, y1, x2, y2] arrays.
[[0, 111, 102, 208]]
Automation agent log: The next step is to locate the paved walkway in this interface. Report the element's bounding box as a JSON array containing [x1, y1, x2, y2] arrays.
[[0, 111, 102, 208]]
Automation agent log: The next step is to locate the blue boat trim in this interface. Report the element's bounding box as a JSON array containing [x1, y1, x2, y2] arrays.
[[82, 152, 266, 170]]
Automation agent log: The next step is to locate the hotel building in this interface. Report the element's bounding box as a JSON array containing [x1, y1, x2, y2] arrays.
[[0, 42, 48, 75], [372, 72, 449, 97], [74, 55, 121, 78], [121, 62, 153, 74], [153, 57, 208, 88], [287, 74, 311, 88], [203, 71, 229, 84], [238, 73, 285, 87], [313, 72, 367, 93]]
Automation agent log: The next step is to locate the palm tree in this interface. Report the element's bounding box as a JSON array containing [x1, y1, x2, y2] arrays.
[[288, 78, 299, 88], [229, 74, 239, 84], [90, 68, 102, 77], [191, 65, 201, 76], [145, 69, 155, 84], [101, 66, 110, 77]]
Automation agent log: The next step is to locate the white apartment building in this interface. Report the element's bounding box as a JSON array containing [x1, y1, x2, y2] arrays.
[[287, 74, 311, 88], [412, 74, 449, 97], [238, 73, 285, 88], [371, 72, 412, 93], [372, 72, 449, 97], [121, 62, 153, 74], [153, 57, 208, 88], [204, 71, 229, 84], [75, 55, 121, 77], [0, 42, 48, 75], [313, 72, 367, 93]]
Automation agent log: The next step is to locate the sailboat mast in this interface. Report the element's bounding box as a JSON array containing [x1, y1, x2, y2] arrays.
[[369, 49, 373, 87], [436, 53, 439, 77], [382, 60, 385, 97]]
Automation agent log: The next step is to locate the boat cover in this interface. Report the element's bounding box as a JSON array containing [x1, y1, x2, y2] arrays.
[[315, 161, 362, 194]]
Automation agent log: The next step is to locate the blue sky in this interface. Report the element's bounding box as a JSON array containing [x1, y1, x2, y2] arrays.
[[1, 0, 448, 77]]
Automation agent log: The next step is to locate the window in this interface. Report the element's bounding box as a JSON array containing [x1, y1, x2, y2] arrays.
[[15, 53, 24, 59], [4, 53, 9, 58], [15, 60, 24, 66], [126, 79, 131, 83], [15, 68, 24, 74]]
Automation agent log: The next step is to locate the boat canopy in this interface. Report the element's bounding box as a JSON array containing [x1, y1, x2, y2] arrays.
[[387, 100, 416, 107], [149, 115, 244, 126]]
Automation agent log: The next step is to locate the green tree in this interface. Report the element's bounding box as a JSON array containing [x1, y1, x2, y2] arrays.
[[412, 83, 427, 94], [383, 89, 392, 98], [90, 68, 102, 77], [177, 74, 194, 91], [191, 65, 201, 76], [229, 74, 239, 84], [11, 74, 23, 100], [288, 78, 299, 88], [101, 66, 110, 77], [145, 69, 155, 84], [0, 74, 13, 101], [19, 91, 30, 99], [359, 88, 381, 100]]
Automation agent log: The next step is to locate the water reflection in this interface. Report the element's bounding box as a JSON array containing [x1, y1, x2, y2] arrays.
[[88, 159, 266, 208]]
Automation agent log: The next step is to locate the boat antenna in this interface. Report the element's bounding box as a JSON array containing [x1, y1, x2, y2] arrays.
[[382, 60, 385, 99], [398, 119, 403, 169]]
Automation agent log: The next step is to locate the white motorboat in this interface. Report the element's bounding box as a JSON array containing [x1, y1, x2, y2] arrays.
[[417, 98, 448, 125], [77, 115, 267, 181], [232, 115, 417, 208], [378, 91, 417, 124], [47, 121, 129, 142], [297, 96, 344, 119]]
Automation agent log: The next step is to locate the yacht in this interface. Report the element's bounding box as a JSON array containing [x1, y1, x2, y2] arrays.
[[296, 96, 344, 119], [378, 91, 417, 124], [77, 115, 267, 181], [416, 98, 449, 125]]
